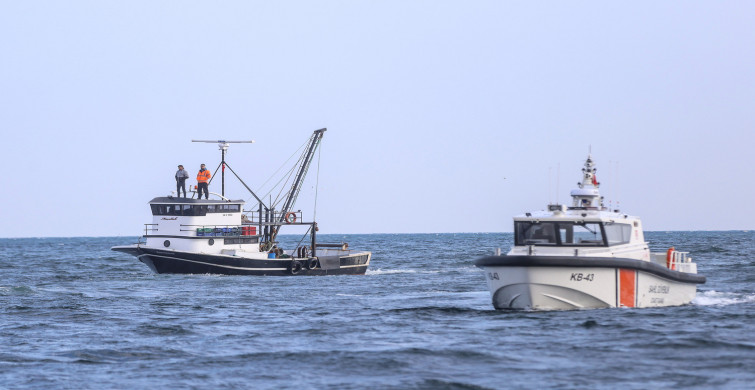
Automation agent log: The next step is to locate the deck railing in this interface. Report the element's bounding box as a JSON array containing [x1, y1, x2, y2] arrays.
[[182, 224, 258, 237], [667, 250, 690, 270], [143, 224, 257, 237], [144, 224, 158, 236]]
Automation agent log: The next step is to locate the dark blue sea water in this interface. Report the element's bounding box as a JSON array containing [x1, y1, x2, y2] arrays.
[[1, 232, 753, 389]]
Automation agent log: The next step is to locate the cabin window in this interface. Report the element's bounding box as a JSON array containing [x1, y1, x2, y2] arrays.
[[515, 222, 557, 245], [205, 204, 240, 213], [566, 222, 604, 246], [150, 204, 208, 216], [218, 204, 240, 212], [515, 221, 606, 246], [604, 223, 632, 246]]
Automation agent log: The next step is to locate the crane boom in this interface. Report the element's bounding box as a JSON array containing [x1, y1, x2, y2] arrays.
[[270, 128, 326, 242]]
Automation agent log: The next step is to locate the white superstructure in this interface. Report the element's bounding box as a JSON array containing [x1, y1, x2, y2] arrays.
[[476, 155, 705, 310], [143, 197, 266, 259]]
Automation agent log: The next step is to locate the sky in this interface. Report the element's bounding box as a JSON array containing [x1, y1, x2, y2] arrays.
[[1, 1, 754, 238]]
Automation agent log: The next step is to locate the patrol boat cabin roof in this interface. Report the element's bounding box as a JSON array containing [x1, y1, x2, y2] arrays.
[[510, 155, 644, 248]]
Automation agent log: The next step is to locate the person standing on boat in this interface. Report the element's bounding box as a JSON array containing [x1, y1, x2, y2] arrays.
[[196, 164, 211, 199], [175, 165, 189, 198]]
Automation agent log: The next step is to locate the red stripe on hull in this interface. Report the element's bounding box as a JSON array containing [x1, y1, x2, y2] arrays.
[[619, 269, 636, 308]]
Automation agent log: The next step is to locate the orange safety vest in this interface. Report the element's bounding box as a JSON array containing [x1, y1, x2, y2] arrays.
[[197, 169, 211, 183]]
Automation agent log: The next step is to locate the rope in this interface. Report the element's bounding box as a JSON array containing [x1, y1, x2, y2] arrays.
[[266, 159, 299, 208], [290, 225, 313, 256], [313, 137, 322, 221], [246, 137, 309, 204], [273, 150, 307, 207]]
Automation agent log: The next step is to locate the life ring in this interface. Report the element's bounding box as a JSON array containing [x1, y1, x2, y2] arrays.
[[285, 212, 297, 224], [307, 258, 319, 270], [289, 260, 303, 275], [666, 247, 675, 270]]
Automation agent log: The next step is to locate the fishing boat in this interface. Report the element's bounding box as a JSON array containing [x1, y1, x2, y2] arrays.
[[112, 129, 371, 275], [475, 155, 705, 310]]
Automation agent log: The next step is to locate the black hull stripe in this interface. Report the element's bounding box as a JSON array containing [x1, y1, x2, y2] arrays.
[[140, 255, 368, 276], [475, 255, 706, 284], [131, 248, 369, 276], [142, 254, 286, 271]]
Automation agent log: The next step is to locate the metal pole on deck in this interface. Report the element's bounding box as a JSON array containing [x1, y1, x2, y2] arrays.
[[311, 222, 317, 257]]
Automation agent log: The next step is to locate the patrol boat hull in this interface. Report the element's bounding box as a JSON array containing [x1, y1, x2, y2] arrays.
[[476, 256, 705, 310], [113, 245, 370, 276]]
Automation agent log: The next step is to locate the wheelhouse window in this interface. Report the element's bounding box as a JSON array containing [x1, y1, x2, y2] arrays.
[[206, 204, 241, 213], [604, 223, 632, 245], [150, 204, 209, 216], [516, 222, 557, 245], [515, 221, 607, 246]]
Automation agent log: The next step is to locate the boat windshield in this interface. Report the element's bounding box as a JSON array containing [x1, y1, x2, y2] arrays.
[[515, 221, 608, 247]]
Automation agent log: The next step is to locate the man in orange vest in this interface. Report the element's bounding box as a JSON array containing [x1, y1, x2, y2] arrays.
[[196, 163, 211, 199]]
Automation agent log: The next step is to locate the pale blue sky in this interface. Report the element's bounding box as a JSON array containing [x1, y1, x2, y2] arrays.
[[1, 1, 753, 237]]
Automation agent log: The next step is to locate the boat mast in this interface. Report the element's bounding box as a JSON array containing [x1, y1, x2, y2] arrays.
[[269, 128, 326, 242]]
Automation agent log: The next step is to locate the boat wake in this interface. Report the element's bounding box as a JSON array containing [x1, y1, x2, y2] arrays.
[[693, 290, 755, 306]]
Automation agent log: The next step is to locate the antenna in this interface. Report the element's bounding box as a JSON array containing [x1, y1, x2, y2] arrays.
[[616, 161, 620, 212], [548, 166, 552, 205], [192, 139, 255, 197], [606, 160, 616, 211], [557, 163, 560, 205]]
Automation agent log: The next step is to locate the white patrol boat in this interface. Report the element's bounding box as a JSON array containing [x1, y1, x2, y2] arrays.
[[112, 129, 371, 276], [475, 155, 705, 310]]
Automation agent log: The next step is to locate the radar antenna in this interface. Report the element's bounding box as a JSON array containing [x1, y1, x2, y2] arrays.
[[192, 139, 255, 197]]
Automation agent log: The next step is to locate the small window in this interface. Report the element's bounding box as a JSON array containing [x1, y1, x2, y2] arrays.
[[604, 223, 631, 246]]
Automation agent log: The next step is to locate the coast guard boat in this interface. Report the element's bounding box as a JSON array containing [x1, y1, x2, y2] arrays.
[[112, 129, 371, 275], [475, 155, 705, 310]]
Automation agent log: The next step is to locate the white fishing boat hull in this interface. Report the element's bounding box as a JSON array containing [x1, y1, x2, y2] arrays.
[[477, 256, 704, 310]]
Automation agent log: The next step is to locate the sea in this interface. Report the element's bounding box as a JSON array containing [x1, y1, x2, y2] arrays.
[[1, 232, 753, 389]]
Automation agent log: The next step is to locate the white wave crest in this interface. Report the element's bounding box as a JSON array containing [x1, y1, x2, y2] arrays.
[[366, 268, 418, 275], [693, 290, 755, 306]]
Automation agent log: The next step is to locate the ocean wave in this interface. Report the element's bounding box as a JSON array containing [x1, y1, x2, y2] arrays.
[[693, 290, 755, 306], [0, 286, 35, 296], [366, 268, 440, 275], [366, 268, 419, 275]]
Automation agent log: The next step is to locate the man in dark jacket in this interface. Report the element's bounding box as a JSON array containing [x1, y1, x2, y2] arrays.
[[175, 165, 189, 197]]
